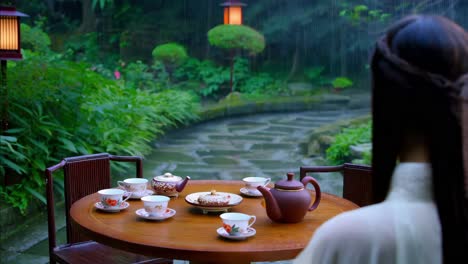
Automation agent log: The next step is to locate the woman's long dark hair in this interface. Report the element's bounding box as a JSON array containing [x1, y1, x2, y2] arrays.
[[371, 15, 468, 262]]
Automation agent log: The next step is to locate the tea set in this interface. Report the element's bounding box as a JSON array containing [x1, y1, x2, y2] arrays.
[[95, 171, 322, 240]]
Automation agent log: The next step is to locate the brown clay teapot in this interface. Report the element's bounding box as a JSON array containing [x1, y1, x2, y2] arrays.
[[257, 172, 321, 223]]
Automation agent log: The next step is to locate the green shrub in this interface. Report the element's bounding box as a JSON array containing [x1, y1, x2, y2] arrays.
[[63, 32, 102, 64], [121, 60, 168, 92], [20, 23, 51, 54], [175, 58, 230, 98], [207, 25, 265, 54], [326, 121, 372, 165], [332, 77, 353, 89], [152, 43, 188, 67], [1, 32, 199, 213], [304, 66, 330, 87], [174, 56, 284, 98]]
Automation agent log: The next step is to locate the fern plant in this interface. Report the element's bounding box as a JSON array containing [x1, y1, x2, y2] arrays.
[[326, 121, 372, 165]]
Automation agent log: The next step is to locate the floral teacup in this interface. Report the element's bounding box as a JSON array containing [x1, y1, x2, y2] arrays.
[[141, 195, 170, 217], [220, 212, 256, 236], [98, 189, 130, 209]]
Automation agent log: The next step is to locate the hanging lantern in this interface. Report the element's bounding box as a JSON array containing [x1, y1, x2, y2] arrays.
[[220, 1, 246, 25], [0, 6, 28, 60]]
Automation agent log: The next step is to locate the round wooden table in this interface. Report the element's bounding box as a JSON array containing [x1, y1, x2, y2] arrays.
[[70, 180, 358, 264]]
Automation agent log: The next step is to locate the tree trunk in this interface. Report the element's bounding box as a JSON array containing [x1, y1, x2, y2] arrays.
[[230, 50, 234, 94], [286, 32, 300, 81], [78, 0, 97, 33]]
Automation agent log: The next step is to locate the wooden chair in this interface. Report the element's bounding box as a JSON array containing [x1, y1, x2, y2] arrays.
[[45, 153, 172, 264], [300, 163, 372, 207]]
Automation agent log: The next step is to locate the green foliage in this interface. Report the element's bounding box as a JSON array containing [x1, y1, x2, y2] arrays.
[[238, 73, 286, 95], [332, 77, 353, 89], [20, 23, 51, 54], [174, 57, 284, 99], [305, 66, 324, 80], [121, 60, 167, 91], [175, 58, 230, 98], [207, 25, 265, 54], [1, 27, 199, 214], [304, 66, 331, 86], [326, 122, 372, 165], [92, 0, 114, 10], [339, 4, 391, 24], [152, 43, 188, 67], [63, 32, 101, 63]]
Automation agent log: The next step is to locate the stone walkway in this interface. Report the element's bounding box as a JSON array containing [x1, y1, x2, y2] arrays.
[[144, 107, 370, 196], [0, 95, 370, 264]]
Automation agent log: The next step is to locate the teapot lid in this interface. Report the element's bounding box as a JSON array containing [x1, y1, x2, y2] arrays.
[[274, 172, 304, 190], [154, 172, 182, 182]]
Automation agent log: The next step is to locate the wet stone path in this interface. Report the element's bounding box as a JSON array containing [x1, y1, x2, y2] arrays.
[[144, 108, 369, 198]]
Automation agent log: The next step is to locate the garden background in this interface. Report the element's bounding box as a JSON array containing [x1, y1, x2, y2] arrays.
[[0, 1, 467, 262]]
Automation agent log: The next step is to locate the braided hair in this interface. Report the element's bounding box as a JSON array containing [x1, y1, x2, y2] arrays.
[[370, 15, 468, 263]]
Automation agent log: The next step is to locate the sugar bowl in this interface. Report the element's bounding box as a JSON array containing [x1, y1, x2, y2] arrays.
[[152, 172, 190, 197]]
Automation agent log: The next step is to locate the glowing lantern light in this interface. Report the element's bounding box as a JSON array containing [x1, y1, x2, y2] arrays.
[[0, 6, 28, 60], [220, 0, 246, 25]]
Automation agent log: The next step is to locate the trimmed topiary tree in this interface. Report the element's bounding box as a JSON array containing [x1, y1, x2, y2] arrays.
[[208, 24, 265, 94], [152, 42, 188, 81]]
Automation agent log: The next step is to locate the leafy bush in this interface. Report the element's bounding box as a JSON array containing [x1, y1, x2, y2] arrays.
[[207, 25, 265, 54], [174, 57, 284, 98], [0, 26, 199, 214], [152, 43, 188, 67], [121, 60, 166, 91], [238, 73, 286, 95], [339, 4, 391, 25], [63, 32, 103, 64], [326, 121, 372, 165], [174, 58, 230, 98], [332, 77, 353, 89], [304, 66, 331, 87], [20, 23, 51, 54]]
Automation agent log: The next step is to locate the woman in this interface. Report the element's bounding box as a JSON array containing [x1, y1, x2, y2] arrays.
[[294, 15, 468, 264]]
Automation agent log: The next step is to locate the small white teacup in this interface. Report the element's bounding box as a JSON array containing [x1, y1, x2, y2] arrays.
[[243, 177, 271, 194], [98, 188, 130, 209], [141, 195, 170, 217], [220, 212, 256, 235], [118, 178, 148, 194]]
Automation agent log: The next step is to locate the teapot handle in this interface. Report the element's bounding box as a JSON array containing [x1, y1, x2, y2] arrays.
[[302, 176, 321, 211]]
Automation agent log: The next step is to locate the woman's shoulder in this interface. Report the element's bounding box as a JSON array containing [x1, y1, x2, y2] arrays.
[[293, 204, 397, 264], [314, 203, 395, 243]]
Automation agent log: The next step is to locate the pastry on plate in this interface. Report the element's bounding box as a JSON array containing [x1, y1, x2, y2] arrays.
[[197, 190, 231, 206]]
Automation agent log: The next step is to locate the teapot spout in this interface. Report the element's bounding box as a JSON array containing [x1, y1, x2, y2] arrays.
[[176, 176, 191, 192], [257, 185, 282, 222]]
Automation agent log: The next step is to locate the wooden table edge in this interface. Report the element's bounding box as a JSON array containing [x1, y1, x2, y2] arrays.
[[70, 180, 359, 262]]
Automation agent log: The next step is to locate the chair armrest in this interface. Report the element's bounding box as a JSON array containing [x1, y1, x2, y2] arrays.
[[300, 165, 344, 180], [45, 159, 66, 253]]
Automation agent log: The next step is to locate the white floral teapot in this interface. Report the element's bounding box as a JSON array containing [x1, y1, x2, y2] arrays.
[[152, 172, 190, 197]]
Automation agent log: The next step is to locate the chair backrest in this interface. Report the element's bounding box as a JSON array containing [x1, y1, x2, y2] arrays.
[[300, 163, 372, 207], [45, 153, 143, 254]]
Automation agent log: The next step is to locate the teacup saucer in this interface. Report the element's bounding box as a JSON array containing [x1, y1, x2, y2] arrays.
[[135, 208, 176, 221], [95, 201, 130, 212], [240, 187, 263, 197], [125, 190, 154, 199], [217, 227, 256, 240]]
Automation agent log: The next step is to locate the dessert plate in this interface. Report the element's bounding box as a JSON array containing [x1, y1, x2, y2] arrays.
[[124, 189, 154, 199], [217, 227, 256, 240], [240, 187, 263, 197], [135, 208, 176, 221], [185, 192, 243, 214], [94, 201, 129, 212]]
